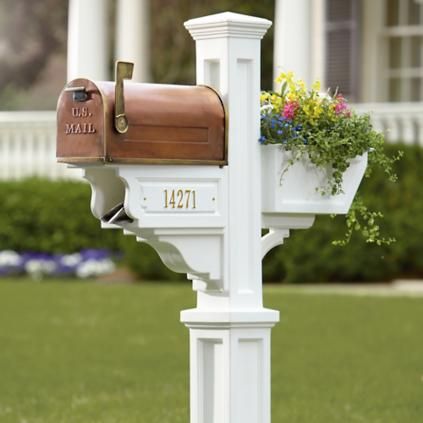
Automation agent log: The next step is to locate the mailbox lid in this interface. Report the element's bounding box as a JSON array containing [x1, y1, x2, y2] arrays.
[[103, 82, 227, 164], [57, 80, 227, 165]]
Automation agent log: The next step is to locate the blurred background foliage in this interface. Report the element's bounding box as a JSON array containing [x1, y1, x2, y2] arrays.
[[0, 144, 421, 283], [0, 0, 68, 109], [0, 0, 274, 110], [149, 0, 274, 88]]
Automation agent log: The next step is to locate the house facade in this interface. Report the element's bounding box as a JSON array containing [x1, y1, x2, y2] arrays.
[[274, 0, 423, 144], [275, 0, 423, 103], [0, 0, 422, 180]]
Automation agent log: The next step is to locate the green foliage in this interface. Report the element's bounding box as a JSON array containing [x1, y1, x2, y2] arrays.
[[0, 0, 276, 110], [0, 178, 182, 281], [0, 178, 119, 252], [0, 0, 68, 110], [263, 144, 423, 283], [150, 0, 275, 89]]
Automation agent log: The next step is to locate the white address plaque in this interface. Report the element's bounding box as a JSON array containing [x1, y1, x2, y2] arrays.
[[140, 182, 218, 213]]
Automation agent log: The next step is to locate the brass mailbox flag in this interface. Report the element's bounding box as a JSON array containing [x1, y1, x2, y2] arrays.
[[114, 61, 134, 134]]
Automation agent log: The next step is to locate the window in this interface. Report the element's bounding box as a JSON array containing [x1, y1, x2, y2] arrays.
[[325, 0, 360, 100], [384, 0, 423, 101]]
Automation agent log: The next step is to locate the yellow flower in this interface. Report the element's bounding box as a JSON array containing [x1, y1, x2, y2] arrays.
[[312, 80, 321, 92], [296, 79, 306, 96], [287, 92, 298, 102], [275, 71, 295, 84], [270, 94, 283, 112], [260, 92, 271, 103], [275, 73, 284, 84]]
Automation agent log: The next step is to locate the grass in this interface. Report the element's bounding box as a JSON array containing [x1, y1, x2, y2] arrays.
[[0, 280, 422, 422]]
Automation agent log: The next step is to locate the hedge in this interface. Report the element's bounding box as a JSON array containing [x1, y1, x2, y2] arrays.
[[0, 143, 421, 283], [0, 178, 182, 281], [0, 179, 119, 253]]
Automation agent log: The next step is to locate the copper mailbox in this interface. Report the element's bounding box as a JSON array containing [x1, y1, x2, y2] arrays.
[[56, 62, 227, 165]]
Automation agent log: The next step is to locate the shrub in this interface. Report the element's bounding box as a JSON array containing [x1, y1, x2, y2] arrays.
[[0, 178, 120, 252], [0, 178, 181, 281]]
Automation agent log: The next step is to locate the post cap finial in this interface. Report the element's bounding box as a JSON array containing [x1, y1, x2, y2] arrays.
[[184, 11, 272, 41]]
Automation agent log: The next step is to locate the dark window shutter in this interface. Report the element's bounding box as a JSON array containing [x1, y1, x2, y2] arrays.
[[325, 0, 360, 101]]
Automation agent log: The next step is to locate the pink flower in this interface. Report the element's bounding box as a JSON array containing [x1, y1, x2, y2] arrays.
[[282, 101, 299, 120], [334, 95, 350, 116]]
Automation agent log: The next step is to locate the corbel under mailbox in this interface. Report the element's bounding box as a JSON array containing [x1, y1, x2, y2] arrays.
[[80, 161, 227, 292]]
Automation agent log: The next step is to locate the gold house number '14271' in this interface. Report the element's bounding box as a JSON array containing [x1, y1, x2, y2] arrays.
[[164, 189, 197, 209]]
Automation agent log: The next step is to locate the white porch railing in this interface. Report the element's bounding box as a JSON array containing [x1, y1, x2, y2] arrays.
[[0, 104, 422, 181], [353, 102, 423, 145], [0, 111, 82, 180]]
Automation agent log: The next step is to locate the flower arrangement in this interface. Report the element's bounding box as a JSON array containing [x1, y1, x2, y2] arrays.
[[260, 72, 402, 245]]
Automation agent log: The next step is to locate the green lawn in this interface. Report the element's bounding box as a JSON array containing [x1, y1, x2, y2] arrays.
[[0, 280, 422, 423]]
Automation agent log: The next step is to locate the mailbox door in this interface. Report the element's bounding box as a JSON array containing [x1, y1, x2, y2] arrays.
[[56, 79, 105, 162]]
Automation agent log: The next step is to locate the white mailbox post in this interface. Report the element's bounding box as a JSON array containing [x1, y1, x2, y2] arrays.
[[182, 13, 277, 423], [60, 11, 366, 423]]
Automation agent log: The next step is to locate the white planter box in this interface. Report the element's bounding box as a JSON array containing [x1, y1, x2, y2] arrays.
[[261, 145, 368, 214]]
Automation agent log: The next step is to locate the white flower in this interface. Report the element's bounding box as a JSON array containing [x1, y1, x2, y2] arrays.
[[0, 250, 21, 267], [76, 259, 115, 279], [260, 104, 274, 114], [25, 259, 56, 279], [60, 253, 82, 267]]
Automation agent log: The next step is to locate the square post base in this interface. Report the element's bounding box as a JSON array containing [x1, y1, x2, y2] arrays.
[[182, 310, 279, 423]]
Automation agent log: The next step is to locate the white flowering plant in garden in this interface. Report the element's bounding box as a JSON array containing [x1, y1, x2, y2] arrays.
[[0, 249, 116, 279]]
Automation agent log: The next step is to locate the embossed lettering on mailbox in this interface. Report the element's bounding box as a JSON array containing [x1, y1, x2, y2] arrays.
[[65, 123, 96, 135], [65, 107, 96, 135]]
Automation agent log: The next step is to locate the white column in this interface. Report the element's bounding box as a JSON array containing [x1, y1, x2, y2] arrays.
[[360, 0, 386, 101], [182, 13, 279, 423], [67, 0, 110, 81], [310, 0, 326, 86], [115, 0, 151, 82], [273, 0, 323, 88]]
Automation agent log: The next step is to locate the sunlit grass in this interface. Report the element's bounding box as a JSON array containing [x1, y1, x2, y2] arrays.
[[0, 280, 422, 422]]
